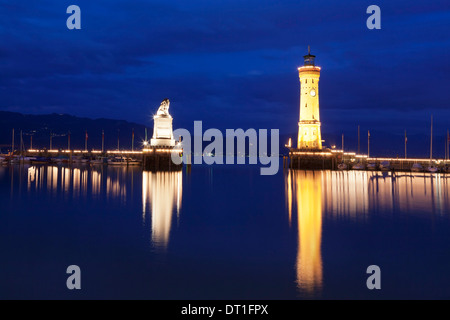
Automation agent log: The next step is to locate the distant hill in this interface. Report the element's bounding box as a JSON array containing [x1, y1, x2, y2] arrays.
[[0, 111, 294, 156], [0, 111, 444, 158], [0, 111, 150, 152]]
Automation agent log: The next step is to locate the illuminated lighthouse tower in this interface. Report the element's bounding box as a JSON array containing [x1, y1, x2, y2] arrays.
[[297, 47, 322, 150]]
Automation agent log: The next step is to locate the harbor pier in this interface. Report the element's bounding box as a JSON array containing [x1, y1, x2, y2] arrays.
[[3, 148, 184, 171], [288, 148, 450, 172]]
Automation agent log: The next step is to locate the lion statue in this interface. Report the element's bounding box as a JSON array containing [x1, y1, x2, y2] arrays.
[[156, 98, 170, 116]]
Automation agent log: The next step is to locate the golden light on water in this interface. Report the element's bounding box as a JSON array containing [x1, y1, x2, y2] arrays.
[[322, 171, 369, 220], [106, 171, 126, 201], [286, 170, 450, 295], [142, 171, 183, 250], [91, 170, 101, 195], [73, 168, 80, 197], [286, 170, 292, 226], [287, 170, 323, 294]]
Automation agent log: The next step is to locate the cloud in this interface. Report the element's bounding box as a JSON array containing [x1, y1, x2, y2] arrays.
[[0, 0, 449, 139]]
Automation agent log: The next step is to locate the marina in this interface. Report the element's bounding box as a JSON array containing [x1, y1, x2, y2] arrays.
[[287, 150, 450, 173], [1, 99, 184, 171], [1, 149, 449, 174], [0, 148, 182, 170]]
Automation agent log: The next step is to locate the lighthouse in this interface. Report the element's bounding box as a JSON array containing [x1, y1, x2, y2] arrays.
[[297, 46, 322, 150]]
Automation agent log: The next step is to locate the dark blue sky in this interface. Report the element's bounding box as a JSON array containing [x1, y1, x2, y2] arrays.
[[1, 0, 449, 154]]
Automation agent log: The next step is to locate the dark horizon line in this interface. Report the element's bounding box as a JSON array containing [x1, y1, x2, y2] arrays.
[[0, 110, 148, 128]]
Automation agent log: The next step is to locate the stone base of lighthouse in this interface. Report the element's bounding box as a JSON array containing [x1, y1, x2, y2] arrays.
[[288, 148, 337, 170]]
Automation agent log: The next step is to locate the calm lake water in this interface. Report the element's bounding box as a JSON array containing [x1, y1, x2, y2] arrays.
[[1, 164, 450, 299]]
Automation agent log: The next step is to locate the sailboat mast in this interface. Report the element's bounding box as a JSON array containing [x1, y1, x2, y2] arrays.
[[68, 131, 71, 150], [132, 128, 135, 152], [12, 128, 15, 155], [117, 129, 120, 151], [446, 129, 449, 161], [358, 125, 360, 154], [445, 133, 448, 161], [447, 129, 449, 161], [430, 115, 433, 162], [404, 130, 407, 159], [20, 130, 23, 157]]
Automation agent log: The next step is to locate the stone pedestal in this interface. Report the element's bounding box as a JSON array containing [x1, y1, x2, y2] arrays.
[[143, 147, 183, 171], [144, 98, 181, 171], [150, 115, 175, 147]]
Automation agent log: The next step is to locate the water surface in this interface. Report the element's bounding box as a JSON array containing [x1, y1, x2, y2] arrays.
[[1, 165, 449, 299]]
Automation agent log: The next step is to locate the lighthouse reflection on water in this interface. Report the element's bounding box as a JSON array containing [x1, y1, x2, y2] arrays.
[[286, 169, 450, 296], [11, 165, 450, 297], [287, 170, 323, 296]]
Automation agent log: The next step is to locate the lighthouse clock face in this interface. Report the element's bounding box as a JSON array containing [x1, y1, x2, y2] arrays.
[[310, 89, 316, 97]]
